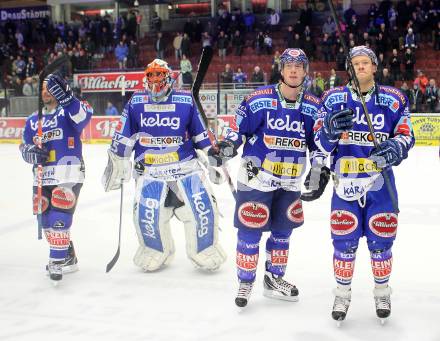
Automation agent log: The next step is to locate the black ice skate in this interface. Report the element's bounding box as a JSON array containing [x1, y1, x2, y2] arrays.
[[332, 288, 351, 326], [374, 287, 392, 324], [46, 242, 78, 275], [47, 260, 63, 285], [235, 281, 254, 308], [263, 271, 299, 302]]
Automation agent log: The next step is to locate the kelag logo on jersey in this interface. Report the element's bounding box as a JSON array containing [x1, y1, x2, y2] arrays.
[[376, 94, 399, 112], [301, 103, 318, 117], [131, 95, 149, 104], [140, 113, 180, 130], [249, 98, 277, 113], [324, 92, 347, 108], [172, 95, 192, 104], [266, 113, 305, 134]]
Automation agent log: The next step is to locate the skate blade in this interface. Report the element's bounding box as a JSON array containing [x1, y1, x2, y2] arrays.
[[336, 320, 343, 328], [379, 318, 388, 325], [46, 263, 79, 276], [50, 280, 61, 287], [263, 289, 299, 302]]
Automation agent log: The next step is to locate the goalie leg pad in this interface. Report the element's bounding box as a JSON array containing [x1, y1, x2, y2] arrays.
[[175, 171, 226, 271], [133, 176, 175, 271]]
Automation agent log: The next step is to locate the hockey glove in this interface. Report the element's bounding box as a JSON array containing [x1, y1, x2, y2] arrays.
[[300, 166, 330, 202], [45, 73, 74, 107], [369, 139, 408, 168], [20, 143, 49, 165], [102, 150, 132, 192], [208, 140, 238, 167], [323, 108, 354, 140]]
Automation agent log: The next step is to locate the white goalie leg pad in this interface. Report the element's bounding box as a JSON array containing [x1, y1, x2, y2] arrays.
[[175, 171, 226, 271], [133, 176, 175, 271], [102, 150, 132, 192]]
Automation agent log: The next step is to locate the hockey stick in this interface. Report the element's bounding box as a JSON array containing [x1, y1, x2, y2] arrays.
[[106, 183, 124, 273], [327, 0, 399, 214], [191, 46, 237, 199], [36, 55, 70, 239]]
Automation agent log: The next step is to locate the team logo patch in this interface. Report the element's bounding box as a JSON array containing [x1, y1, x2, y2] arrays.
[[144, 104, 176, 112], [238, 202, 270, 228], [301, 103, 318, 117], [131, 95, 149, 104], [286, 199, 304, 223], [376, 94, 400, 112], [144, 152, 179, 164], [369, 213, 398, 237], [324, 92, 347, 108], [263, 134, 306, 151], [45, 230, 70, 249], [339, 158, 381, 174], [139, 136, 183, 147], [262, 159, 303, 177], [68, 137, 75, 149], [371, 258, 393, 280], [334, 259, 354, 283], [339, 130, 389, 146], [236, 251, 258, 270], [249, 98, 277, 113], [271, 249, 288, 266], [51, 187, 76, 210], [330, 210, 358, 236], [33, 195, 49, 214], [172, 95, 192, 104]]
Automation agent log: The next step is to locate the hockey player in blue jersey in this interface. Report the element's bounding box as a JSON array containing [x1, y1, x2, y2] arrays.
[[209, 48, 329, 308], [20, 74, 93, 283], [102, 59, 226, 272], [314, 46, 415, 323]]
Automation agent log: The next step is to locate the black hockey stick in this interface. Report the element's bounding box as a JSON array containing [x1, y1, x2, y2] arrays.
[[191, 46, 237, 199], [328, 0, 399, 214], [36, 55, 71, 239], [106, 183, 124, 273]]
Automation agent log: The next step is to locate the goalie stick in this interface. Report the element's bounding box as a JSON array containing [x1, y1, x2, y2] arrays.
[[327, 0, 399, 214], [36, 55, 71, 239], [192, 46, 237, 199], [105, 184, 124, 273]]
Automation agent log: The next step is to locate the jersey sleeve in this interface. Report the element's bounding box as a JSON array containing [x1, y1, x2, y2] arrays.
[[390, 94, 415, 155], [304, 105, 328, 168], [63, 97, 93, 132], [189, 104, 211, 151], [109, 99, 137, 157], [21, 115, 34, 145], [313, 103, 338, 154]]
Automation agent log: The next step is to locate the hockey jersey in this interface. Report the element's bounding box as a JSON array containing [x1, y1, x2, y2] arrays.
[[314, 84, 415, 201], [225, 84, 325, 191], [110, 89, 212, 180], [22, 98, 93, 186]]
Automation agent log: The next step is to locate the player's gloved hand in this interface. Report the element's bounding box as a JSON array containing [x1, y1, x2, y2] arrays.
[[323, 108, 354, 140], [20, 143, 49, 165], [207, 140, 238, 167], [45, 73, 74, 106], [300, 166, 330, 201], [369, 139, 407, 168], [102, 150, 132, 192]]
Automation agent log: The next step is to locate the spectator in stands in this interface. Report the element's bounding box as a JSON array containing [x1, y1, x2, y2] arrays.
[[321, 33, 333, 63], [335, 47, 346, 71], [217, 31, 228, 60], [155, 32, 166, 59], [292, 33, 302, 49], [376, 53, 386, 77], [389, 49, 401, 82], [314, 72, 325, 93], [400, 81, 411, 99], [327, 68, 342, 89], [304, 25, 312, 40], [115, 40, 128, 69], [344, 6, 357, 26], [264, 33, 273, 55], [84, 36, 96, 58], [151, 11, 162, 32], [348, 15, 360, 37], [128, 39, 139, 68], [267, 8, 280, 32], [54, 37, 66, 54], [435, 22, 440, 51], [426, 79, 440, 113], [269, 63, 281, 84], [13, 55, 26, 80], [232, 30, 244, 56], [243, 8, 255, 33], [255, 31, 265, 55], [322, 16, 336, 38], [181, 33, 191, 58], [409, 83, 423, 112], [25, 56, 37, 78], [377, 68, 394, 86], [303, 36, 315, 61], [105, 101, 119, 116], [73, 49, 89, 71], [405, 28, 417, 50], [403, 48, 416, 80], [389, 25, 401, 50], [100, 26, 113, 54], [309, 78, 323, 97], [293, 18, 304, 36], [250, 65, 264, 84], [414, 70, 429, 96], [22, 77, 34, 96], [376, 32, 387, 56], [220, 63, 233, 84], [368, 3, 379, 22], [180, 54, 193, 85], [194, 19, 204, 43], [273, 50, 281, 70], [202, 32, 213, 48], [285, 25, 294, 48], [233, 67, 247, 85]]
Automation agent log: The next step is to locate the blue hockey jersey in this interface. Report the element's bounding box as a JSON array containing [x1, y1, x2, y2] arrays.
[[22, 98, 93, 185], [314, 84, 415, 200], [225, 84, 325, 191], [110, 89, 212, 180]]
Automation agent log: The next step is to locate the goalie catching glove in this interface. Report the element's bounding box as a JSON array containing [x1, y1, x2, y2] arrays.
[[102, 150, 132, 192]]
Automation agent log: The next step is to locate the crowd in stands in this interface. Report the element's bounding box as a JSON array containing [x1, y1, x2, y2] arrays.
[[1, 0, 440, 113]]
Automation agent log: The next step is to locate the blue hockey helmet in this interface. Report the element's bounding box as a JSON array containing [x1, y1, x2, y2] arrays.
[[280, 48, 309, 73], [346, 45, 378, 70]]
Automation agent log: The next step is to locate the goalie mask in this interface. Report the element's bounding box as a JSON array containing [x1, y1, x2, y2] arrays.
[[144, 59, 173, 102]]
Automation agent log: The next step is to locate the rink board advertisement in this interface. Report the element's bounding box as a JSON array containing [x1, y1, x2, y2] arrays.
[[1, 114, 438, 145]]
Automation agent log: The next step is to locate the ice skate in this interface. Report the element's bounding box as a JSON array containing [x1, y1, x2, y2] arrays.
[[47, 260, 63, 285], [332, 288, 351, 326], [46, 242, 78, 275], [374, 287, 392, 324], [263, 271, 299, 302], [235, 281, 254, 308]]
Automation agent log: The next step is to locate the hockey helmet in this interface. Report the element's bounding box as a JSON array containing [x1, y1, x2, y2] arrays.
[[144, 59, 173, 102], [346, 45, 378, 70], [280, 48, 309, 73]]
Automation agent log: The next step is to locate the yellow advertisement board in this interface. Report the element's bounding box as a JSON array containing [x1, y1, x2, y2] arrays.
[[411, 114, 440, 146]]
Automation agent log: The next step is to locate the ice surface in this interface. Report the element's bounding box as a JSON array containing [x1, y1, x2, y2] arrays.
[[1, 144, 439, 341]]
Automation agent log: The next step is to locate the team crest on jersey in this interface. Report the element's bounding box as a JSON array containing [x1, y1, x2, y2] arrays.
[[324, 92, 347, 109], [375, 94, 399, 112], [249, 98, 277, 113], [131, 95, 149, 104], [172, 95, 192, 104]]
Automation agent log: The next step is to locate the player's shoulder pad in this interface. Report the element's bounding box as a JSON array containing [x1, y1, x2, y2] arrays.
[[378, 85, 407, 108], [170, 89, 193, 105], [244, 84, 275, 102], [321, 86, 348, 109], [129, 90, 150, 105]]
